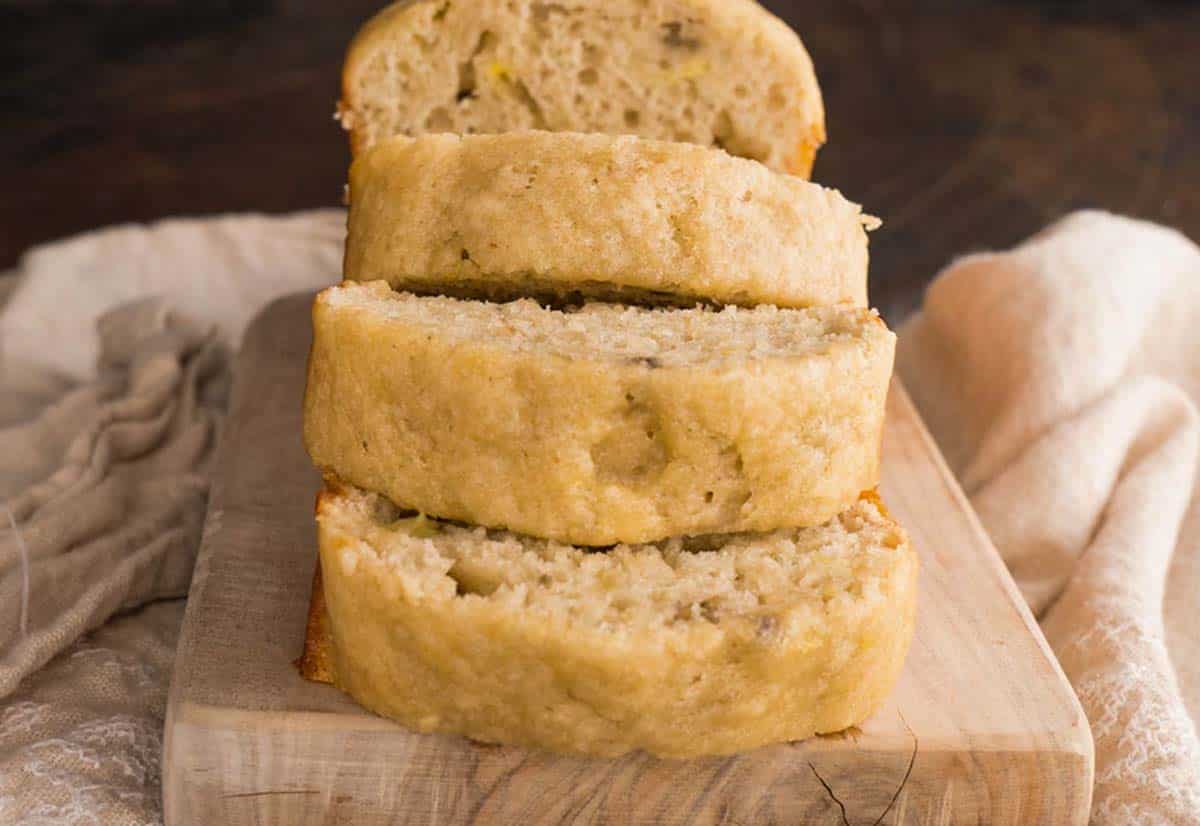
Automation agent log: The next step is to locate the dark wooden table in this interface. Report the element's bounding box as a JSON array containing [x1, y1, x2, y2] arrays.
[[3, 0, 1197, 320]]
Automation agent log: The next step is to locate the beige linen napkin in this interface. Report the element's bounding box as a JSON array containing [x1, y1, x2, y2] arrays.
[[1, 211, 345, 382], [900, 211, 1200, 824], [0, 209, 1196, 824], [0, 211, 343, 825]]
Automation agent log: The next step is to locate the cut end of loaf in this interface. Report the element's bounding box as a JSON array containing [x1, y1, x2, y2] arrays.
[[340, 0, 825, 175]]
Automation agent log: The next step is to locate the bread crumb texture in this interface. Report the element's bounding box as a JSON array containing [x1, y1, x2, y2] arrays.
[[346, 132, 873, 308], [304, 281, 896, 545], [341, 0, 825, 175], [317, 482, 917, 757]]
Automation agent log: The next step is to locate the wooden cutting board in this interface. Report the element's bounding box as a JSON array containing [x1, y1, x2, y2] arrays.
[[163, 293, 1093, 825]]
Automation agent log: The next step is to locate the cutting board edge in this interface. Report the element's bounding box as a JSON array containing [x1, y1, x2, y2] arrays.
[[164, 696, 1094, 826]]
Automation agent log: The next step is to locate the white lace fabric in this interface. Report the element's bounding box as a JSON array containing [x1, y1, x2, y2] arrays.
[[0, 601, 182, 825], [0, 209, 1196, 824]]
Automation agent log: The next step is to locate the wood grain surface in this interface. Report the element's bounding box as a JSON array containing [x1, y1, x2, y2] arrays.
[[3, 0, 1198, 320], [162, 294, 1093, 825]]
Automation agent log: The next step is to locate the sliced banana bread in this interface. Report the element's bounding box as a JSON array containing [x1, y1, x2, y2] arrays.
[[340, 0, 826, 176], [346, 132, 875, 308], [308, 482, 917, 758], [303, 281, 895, 545]]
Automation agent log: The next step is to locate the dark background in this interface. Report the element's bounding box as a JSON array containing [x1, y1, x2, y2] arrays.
[[2, 0, 1197, 320]]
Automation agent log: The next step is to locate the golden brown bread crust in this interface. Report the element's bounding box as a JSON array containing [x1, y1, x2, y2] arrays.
[[792, 121, 827, 178], [295, 562, 335, 685]]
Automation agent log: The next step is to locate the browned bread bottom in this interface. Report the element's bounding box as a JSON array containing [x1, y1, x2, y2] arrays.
[[295, 563, 334, 685]]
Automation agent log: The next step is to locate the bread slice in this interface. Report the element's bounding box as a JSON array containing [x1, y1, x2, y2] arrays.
[[346, 132, 875, 309], [304, 281, 895, 546], [305, 482, 916, 757], [339, 0, 826, 176]]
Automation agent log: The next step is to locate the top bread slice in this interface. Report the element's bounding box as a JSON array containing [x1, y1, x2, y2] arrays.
[[347, 132, 874, 309], [339, 0, 826, 176]]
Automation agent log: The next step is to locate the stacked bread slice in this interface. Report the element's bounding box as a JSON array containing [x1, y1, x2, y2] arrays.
[[311, 484, 912, 758], [299, 0, 916, 760]]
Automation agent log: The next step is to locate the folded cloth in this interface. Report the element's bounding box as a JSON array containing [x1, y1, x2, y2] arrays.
[[0, 211, 344, 825], [900, 211, 1200, 824], [0, 209, 1197, 825], [0, 210, 345, 382]]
